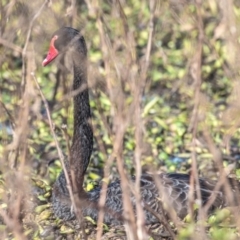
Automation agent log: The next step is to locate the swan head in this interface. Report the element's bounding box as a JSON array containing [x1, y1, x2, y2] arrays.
[[42, 27, 86, 66]]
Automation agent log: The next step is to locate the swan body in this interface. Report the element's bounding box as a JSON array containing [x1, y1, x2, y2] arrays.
[[51, 171, 226, 225], [42, 27, 239, 225]]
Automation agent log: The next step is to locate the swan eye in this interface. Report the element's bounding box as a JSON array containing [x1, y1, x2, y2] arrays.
[[42, 35, 59, 66]]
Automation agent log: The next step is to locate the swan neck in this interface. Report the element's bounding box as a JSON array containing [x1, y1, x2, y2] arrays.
[[69, 59, 93, 186]]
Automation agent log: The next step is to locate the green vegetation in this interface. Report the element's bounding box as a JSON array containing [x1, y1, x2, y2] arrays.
[[1, 0, 240, 239]]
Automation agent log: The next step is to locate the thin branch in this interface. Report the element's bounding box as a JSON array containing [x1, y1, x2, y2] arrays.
[[130, 0, 156, 238], [21, 0, 48, 92], [0, 37, 23, 53], [144, 204, 176, 240], [0, 208, 27, 240], [32, 72, 87, 239], [187, 2, 206, 238], [94, 1, 137, 238]]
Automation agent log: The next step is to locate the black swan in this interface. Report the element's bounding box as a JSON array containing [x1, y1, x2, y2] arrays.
[[42, 27, 240, 225]]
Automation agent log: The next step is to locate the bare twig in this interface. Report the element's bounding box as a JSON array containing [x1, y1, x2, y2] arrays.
[[130, 0, 156, 238], [144, 204, 176, 239], [32, 72, 87, 239], [0, 38, 23, 53], [94, 2, 137, 239], [21, 0, 48, 92], [0, 208, 27, 240], [187, 1, 206, 238]]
